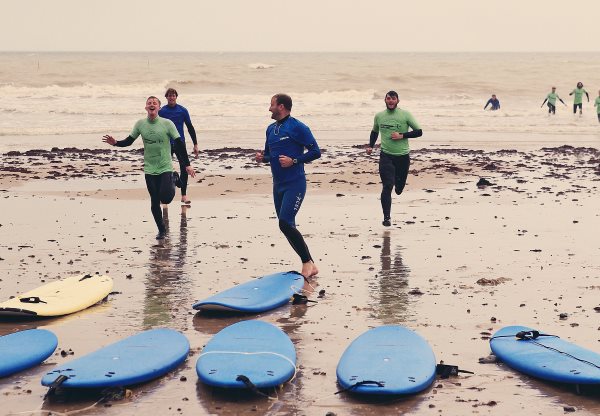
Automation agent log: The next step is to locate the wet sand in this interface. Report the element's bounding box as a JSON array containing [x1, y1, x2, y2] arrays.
[[1, 144, 599, 415]]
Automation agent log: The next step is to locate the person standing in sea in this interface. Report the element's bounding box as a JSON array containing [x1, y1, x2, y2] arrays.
[[569, 82, 589, 115], [158, 88, 198, 205], [255, 94, 321, 279], [595, 90, 600, 123], [366, 91, 423, 227], [541, 87, 566, 115], [484, 94, 501, 111], [102, 96, 195, 240]]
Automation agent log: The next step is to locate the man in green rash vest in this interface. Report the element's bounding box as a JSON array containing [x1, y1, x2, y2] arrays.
[[102, 96, 196, 240], [366, 91, 423, 227], [595, 90, 600, 123], [569, 82, 589, 115], [541, 87, 566, 115]]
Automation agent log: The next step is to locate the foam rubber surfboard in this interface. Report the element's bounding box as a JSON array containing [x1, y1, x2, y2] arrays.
[[41, 328, 189, 389], [0, 274, 113, 317], [0, 329, 58, 377], [196, 320, 296, 389], [336, 325, 437, 395], [192, 271, 304, 313], [490, 325, 600, 385]]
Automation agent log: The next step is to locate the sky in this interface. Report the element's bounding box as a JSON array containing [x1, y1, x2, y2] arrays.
[[2, 0, 599, 52]]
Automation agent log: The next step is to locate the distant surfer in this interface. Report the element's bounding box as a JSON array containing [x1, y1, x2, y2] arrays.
[[569, 82, 589, 115], [595, 90, 600, 123], [102, 96, 195, 240], [255, 94, 321, 279], [540, 87, 566, 115], [158, 88, 198, 205], [366, 91, 423, 227], [484, 94, 500, 111]]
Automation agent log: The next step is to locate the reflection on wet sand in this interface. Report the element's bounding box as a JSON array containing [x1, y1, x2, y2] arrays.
[[369, 231, 410, 324], [143, 205, 193, 329]]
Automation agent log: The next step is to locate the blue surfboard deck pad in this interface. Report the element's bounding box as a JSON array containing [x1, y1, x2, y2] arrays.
[[41, 328, 189, 388], [490, 325, 600, 385], [0, 329, 58, 377], [192, 271, 304, 313], [336, 325, 437, 395], [196, 320, 296, 389]]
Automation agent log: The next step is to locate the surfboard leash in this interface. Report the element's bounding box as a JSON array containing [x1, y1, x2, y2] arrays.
[[334, 380, 385, 395]]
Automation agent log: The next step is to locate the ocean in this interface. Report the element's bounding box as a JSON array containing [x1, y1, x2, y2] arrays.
[[1, 52, 599, 151]]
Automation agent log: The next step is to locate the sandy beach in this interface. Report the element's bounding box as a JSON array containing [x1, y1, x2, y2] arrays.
[[0, 140, 599, 415]]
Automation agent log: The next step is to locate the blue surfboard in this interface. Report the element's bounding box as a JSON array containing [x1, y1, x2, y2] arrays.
[[41, 328, 189, 388], [196, 320, 296, 389], [0, 329, 58, 377], [192, 271, 304, 313], [336, 325, 436, 395], [490, 325, 600, 385]]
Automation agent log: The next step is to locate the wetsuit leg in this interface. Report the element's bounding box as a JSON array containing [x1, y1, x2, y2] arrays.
[[159, 171, 176, 204], [393, 154, 410, 195], [379, 152, 395, 220], [275, 181, 312, 263], [172, 141, 189, 196], [145, 174, 166, 232]]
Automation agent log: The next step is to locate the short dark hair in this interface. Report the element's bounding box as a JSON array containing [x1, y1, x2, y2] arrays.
[[165, 88, 178, 98], [273, 94, 293, 111], [386, 90, 399, 99], [147, 96, 161, 106]]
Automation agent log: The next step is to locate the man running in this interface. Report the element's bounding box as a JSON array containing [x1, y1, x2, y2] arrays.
[[484, 94, 500, 111], [595, 90, 600, 123], [158, 88, 198, 204], [366, 91, 423, 227], [103, 96, 195, 239], [569, 82, 589, 115], [541, 87, 566, 114], [255, 94, 321, 279]]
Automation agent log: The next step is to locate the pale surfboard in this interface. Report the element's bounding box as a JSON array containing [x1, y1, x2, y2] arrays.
[[0, 274, 113, 317]]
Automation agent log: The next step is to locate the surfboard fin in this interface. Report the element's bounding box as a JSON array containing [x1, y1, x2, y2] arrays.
[[291, 294, 317, 305], [436, 363, 474, 379], [236, 375, 273, 399], [44, 375, 68, 400]]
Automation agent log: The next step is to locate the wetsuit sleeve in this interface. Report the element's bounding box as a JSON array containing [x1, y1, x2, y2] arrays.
[[402, 129, 422, 139], [369, 130, 378, 147], [262, 130, 271, 163], [172, 138, 191, 166], [183, 108, 198, 145], [293, 124, 321, 163], [541, 98, 548, 106], [585, 91, 590, 101], [115, 135, 136, 147], [484, 99, 491, 109]]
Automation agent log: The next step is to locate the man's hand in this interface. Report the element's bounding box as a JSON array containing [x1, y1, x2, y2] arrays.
[[391, 132, 404, 140], [366, 145, 373, 155], [193, 144, 199, 158], [279, 155, 293, 168], [102, 135, 116, 146], [185, 165, 196, 178], [255, 151, 264, 163]]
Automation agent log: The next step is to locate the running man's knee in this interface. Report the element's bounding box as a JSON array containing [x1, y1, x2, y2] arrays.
[[278, 218, 296, 232]]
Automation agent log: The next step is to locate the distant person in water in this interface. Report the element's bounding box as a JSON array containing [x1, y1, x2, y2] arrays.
[[541, 87, 566, 115], [102, 96, 196, 240], [484, 94, 500, 111], [158, 88, 198, 205], [366, 91, 423, 227], [569, 82, 589, 115], [255, 93, 321, 279], [595, 90, 600, 123]]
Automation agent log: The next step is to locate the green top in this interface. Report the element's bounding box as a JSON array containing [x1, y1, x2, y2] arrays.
[[595, 97, 600, 114], [571, 87, 587, 105], [373, 108, 421, 156], [130, 116, 180, 174], [546, 92, 561, 106]]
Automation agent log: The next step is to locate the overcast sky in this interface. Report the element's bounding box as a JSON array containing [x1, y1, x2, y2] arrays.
[[2, 0, 599, 52]]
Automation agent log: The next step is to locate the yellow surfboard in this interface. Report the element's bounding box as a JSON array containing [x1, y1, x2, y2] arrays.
[[0, 274, 113, 317]]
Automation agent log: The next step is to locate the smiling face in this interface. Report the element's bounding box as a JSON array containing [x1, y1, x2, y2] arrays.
[[166, 91, 177, 107], [145, 97, 160, 119], [385, 94, 399, 110], [269, 96, 285, 121]]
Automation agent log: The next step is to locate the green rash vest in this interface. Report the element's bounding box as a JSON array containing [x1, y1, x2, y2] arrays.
[[130, 116, 180, 175], [595, 97, 600, 114], [373, 108, 421, 156], [571, 87, 587, 105], [546, 92, 561, 106]]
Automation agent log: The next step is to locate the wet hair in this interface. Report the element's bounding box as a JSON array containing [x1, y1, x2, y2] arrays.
[[386, 91, 399, 99], [273, 94, 293, 111], [147, 96, 161, 106], [577, 82, 583, 88], [165, 88, 178, 98]]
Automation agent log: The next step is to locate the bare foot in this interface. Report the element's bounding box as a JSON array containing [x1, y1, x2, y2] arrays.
[[301, 261, 319, 279]]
